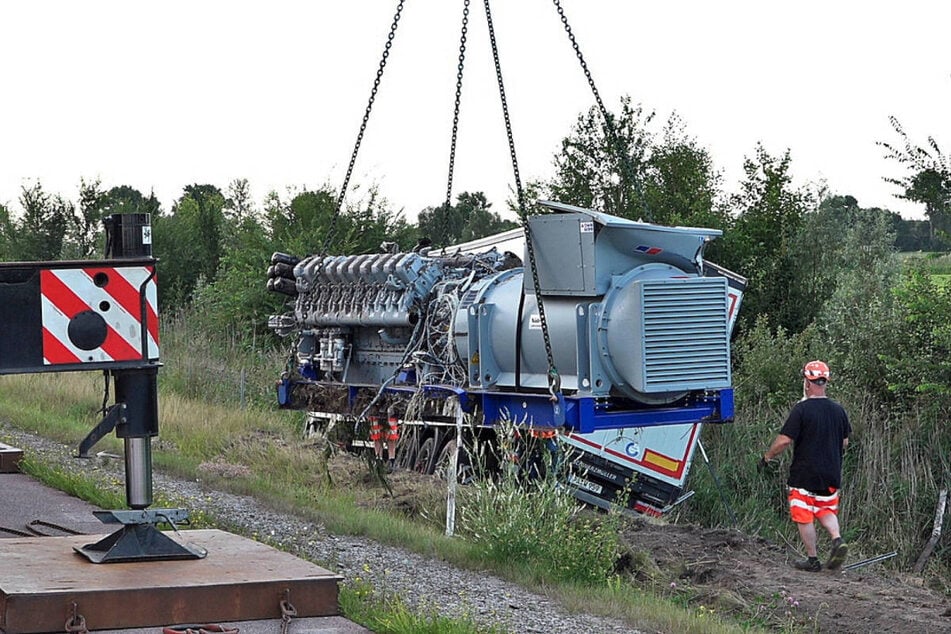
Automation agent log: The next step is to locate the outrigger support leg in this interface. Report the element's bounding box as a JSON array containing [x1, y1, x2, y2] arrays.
[[76, 368, 203, 563], [75, 509, 207, 564]]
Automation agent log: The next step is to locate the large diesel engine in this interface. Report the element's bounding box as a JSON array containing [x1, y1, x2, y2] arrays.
[[268, 200, 736, 434]]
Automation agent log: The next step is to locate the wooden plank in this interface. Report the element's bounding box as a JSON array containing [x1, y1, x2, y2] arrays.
[[0, 529, 341, 633], [0, 443, 23, 473]]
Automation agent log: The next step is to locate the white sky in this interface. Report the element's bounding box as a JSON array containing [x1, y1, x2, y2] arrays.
[[2, 1, 948, 222]]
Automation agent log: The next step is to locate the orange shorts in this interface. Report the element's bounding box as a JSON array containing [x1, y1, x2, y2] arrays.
[[788, 487, 839, 523], [369, 416, 399, 442]]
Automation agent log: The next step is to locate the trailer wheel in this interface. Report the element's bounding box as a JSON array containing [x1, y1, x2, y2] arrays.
[[396, 427, 421, 470], [435, 438, 473, 484], [413, 436, 438, 474]]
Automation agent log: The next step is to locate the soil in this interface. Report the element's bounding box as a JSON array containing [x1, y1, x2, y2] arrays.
[[331, 453, 951, 633], [615, 520, 950, 633]]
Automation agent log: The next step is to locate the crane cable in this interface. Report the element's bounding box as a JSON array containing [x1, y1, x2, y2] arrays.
[[322, 0, 407, 254], [483, 0, 560, 399], [550, 0, 651, 223]]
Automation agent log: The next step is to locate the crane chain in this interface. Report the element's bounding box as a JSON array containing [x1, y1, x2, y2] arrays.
[[483, 0, 559, 396], [323, 0, 407, 254], [438, 0, 472, 244], [550, 0, 651, 222]]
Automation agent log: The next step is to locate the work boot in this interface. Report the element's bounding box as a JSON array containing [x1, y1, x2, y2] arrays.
[[827, 537, 848, 570], [387, 458, 396, 474], [794, 556, 822, 572]]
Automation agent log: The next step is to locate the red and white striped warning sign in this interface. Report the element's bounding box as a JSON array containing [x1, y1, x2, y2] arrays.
[[40, 266, 159, 365]]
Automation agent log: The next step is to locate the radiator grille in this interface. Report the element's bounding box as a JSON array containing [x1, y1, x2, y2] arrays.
[[641, 278, 729, 390]]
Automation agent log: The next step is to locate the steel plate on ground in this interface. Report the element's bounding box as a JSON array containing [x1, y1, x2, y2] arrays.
[[0, 529, 341, 633], [0, 444, 23, 473]]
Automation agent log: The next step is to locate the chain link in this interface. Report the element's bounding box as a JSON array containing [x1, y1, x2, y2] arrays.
[[483, 0, 558, 390], [438, 0, 472, 245], [550, 0, 651, 222], [323, 0, 407, 253], [280, 589, 298, 634]]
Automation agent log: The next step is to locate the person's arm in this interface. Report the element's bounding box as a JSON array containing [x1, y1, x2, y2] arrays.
[[764, 434, 793, 462], [842, 437, 849, 453]]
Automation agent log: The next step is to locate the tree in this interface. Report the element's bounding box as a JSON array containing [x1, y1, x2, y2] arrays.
[[14, 181, 71, 261], [99, 185, 162, 218], [546, 96, 655, 220], [152, 184, 225, 309], [0, 202, 15, 260], [538, 97, 727, 234], [417, 191, 516, 247], [880, 116, 951, 247], [224, 178, 255, 224], [192, 212, 282, 338], [266, 187, 337, 255], [642, 115, 727, 231], [60, 178, 107, 259], [720, 145, 814, 333]]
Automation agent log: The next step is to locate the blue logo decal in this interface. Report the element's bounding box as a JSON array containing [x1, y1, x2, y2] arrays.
[[625, 442, 641, 458]]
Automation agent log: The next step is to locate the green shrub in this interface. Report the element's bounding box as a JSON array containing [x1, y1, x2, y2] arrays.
[[458, 425, 620, 586]]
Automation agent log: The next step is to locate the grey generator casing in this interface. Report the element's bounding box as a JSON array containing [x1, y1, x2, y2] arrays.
[[453, 201, 732, 404]]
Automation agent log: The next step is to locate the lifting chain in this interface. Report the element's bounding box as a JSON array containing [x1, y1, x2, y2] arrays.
[[483, 0, 559, 398], [550, 0, 651, 222], [323, 0, 407, 254], [280, 589, 298, 634], [439, 0, 472, 244]]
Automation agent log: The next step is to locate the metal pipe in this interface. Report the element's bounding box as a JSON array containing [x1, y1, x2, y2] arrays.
[[124, 437, 153, 509]]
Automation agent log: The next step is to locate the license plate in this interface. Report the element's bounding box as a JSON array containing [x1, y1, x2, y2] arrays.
[[568, 473, 603, 495]]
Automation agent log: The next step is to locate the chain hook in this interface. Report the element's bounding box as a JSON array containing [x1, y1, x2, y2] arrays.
[[65, 602, 88, 634], [547, 367, 561, 402]]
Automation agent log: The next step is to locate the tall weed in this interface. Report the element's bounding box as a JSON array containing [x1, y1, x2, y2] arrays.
[[458, 422, 620, 585], [158, 307, 290, 410]]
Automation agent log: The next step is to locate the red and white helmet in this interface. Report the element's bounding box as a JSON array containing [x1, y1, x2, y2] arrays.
[[802, 360, 830, 382]]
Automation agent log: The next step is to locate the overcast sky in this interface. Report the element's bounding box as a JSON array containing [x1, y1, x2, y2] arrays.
[[2, 1, 948, 221]]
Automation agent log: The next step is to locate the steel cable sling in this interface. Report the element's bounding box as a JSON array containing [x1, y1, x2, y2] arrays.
[[482, 0, 560, 400], [550, 0, 652, 222]]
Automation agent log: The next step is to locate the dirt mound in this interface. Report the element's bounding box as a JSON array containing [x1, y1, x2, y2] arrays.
[[617, 520, 950, 632]]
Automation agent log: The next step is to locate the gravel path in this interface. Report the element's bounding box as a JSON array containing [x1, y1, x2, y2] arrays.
[[0, 422, 640, 633]]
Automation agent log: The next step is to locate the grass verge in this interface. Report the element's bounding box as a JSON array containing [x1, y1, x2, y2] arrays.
[[0, 371, 765, 634]]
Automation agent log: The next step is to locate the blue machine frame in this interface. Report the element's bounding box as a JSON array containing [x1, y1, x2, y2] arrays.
[[277, 377, 733, 434]]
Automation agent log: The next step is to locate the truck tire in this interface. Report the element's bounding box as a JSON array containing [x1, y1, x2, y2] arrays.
[[413, 436, 438, 474], [396, 427, 421, 470], [435, 438, 473, 484]]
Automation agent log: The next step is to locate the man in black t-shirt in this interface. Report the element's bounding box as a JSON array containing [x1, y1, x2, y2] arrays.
[[761, 360, 852, 572]]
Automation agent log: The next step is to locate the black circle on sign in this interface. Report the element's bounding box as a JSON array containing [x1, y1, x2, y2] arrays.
[[99, 300, 111, 312], [67, 310, 108, 351], [93, 272, 109, 287]]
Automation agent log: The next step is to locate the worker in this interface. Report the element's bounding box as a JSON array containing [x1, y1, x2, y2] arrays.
[[760, 360, 851, 572], [369, 409, 400, 473], [526, 427, 561, 479]]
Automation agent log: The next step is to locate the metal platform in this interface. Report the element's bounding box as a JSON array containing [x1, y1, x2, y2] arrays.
[[0, 444, 22, 473], [0, 529, 343, 634]]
